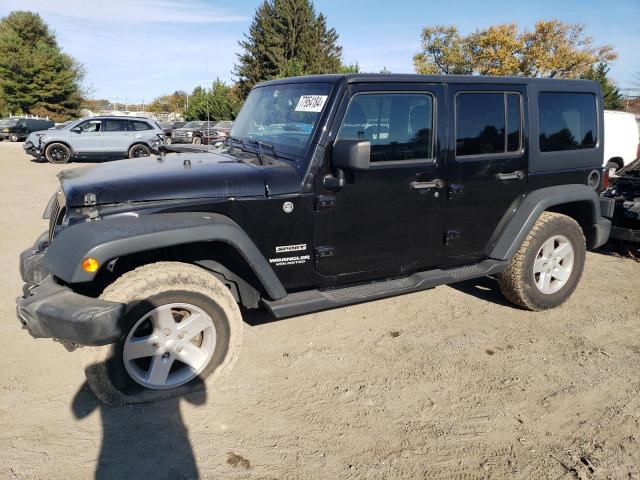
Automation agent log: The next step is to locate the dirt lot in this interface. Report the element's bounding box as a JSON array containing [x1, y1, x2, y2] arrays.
[[0, 140, 639, 479]]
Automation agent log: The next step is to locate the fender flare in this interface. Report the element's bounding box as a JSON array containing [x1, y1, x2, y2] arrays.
[[490, 184, 605, 261], [42, 212, 287, 300]]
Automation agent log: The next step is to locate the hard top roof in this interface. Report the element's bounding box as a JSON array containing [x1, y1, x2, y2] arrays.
[[257, 73, 597, 89]]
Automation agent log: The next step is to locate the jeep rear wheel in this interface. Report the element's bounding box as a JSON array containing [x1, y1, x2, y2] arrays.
[[82, 262, 243, 405], [497, 212, 586, 311], [129, 144, 151, 158], [45, 143, 71, 164]]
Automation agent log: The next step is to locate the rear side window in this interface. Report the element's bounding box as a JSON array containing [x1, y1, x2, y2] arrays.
[[538, 93, 597, 152], [130, 120, 153, 131], [337, 93, 434, 162], [455, 92, 522, 157], [104, 119, 130, 132]]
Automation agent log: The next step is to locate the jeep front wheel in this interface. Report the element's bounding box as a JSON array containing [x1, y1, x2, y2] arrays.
[[497, 212, 586, 311], [45, 143, 71, 164], [191, 135, 202, 144], [82, 262, 243, 405]]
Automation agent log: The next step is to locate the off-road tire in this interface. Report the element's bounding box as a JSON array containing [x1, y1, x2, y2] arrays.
[[44, 142, 71, 164], [128, 143, 151, 158], [9, 133, 19, 142], [497, 212, 586, 311], [82, 262, 243, 405], [192, 135, 202, 145]]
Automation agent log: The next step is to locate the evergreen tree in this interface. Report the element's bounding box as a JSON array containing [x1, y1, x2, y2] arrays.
[[184, 80, 241, 121], [0, 11, 84, 120], [582, 63, 624, 111], [234, 0, 342, 98]]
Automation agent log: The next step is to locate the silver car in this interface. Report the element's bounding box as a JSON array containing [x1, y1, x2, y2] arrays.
[[23, 116, 165, 164]]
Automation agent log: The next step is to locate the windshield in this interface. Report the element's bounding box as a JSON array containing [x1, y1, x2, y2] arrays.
[[184, 121, 203, 129], [231, 82, 331, 159]]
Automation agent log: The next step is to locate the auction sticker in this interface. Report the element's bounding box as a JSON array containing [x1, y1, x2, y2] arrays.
[[295, 95, 328, 112]]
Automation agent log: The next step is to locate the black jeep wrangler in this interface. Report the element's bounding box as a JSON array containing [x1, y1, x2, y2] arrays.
[[16, 74, 612, 404]]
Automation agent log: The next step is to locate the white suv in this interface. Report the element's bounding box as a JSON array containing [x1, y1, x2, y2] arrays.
[[23, 116, 165, 164]]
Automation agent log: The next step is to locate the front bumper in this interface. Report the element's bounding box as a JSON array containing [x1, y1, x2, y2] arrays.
[[592, 217, 612, 249], [22, 140, 41, 158], [16, 241, 126, 347], [610, 226, 640, 242]]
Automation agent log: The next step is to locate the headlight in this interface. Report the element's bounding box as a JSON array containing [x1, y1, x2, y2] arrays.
[[186, 131, 193, 136], [3, 128, 8, 132]]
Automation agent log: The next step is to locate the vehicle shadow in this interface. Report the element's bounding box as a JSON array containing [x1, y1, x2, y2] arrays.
[[447, 275, 515, 308], [71, 379, 206, 480]]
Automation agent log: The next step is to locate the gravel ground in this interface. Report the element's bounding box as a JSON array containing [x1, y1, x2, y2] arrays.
[[0, 141, 639, 480]]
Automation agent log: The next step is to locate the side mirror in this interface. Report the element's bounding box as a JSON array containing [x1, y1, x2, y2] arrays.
[[332, 139, 370, 172], [71, 127, 81, 134]]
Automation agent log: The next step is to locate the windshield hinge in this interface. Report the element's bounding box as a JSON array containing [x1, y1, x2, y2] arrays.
[[315, 195, 336, 211], [84, 192, 97, 206], [315, 246, 335, 259]]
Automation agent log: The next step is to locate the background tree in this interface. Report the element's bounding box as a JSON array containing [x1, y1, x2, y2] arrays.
[[148, 90, 188, 114], [184, 80, 241, 121], [234, 0, 342, 98], [582, 63, 624, 110], [414, 20, 616, 79], [0, 11, 84, 120], [413, 25, 472, 75]]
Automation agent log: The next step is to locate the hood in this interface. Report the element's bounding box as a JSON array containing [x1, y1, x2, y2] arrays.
[[173, 127, 201, 133], [59, 151, 301, 207]]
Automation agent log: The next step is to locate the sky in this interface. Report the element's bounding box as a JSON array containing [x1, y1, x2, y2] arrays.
[[2, 0, 638, 103]]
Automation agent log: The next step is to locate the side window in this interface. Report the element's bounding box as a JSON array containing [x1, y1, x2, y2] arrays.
[[77, 120, 102, 132], [104, 119, 129, 132], [337, 93, 434, 162], [538, 93, 597, 152], [130, 120, 152, 131], [456, 92, 522, 157]]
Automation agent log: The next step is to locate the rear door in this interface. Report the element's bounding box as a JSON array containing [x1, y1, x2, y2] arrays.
[[444, 85, 527, 261], [103, 119, 132, 154], [314, 83, 448, 281], [71, 119, 104, 153]]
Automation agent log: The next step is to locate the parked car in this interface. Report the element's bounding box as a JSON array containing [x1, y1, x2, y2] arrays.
[[0, 117, 55, 142], [22, 116, 165, 164], [603, 110, 639, 175], [170, 121, 217, 144], [159, 121, 188, 144], [601, 158, 640, 242], [202, 121, 234, 145], [16, 74, 611, 404]]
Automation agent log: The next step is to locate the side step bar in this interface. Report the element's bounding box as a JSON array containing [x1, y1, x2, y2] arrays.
[[262, 259, 508, 319]]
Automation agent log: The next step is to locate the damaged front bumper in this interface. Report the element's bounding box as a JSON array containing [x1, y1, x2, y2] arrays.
[[16, 236, 125, 349], [22, 140, 42, 158]]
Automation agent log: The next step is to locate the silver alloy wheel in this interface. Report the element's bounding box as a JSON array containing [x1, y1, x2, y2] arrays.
[[533, 234, 575, 294], [192, 136, 202, 144], [49, 146, 68, 162], [131, 145, 150, 157], [123, 303, 216, 389]]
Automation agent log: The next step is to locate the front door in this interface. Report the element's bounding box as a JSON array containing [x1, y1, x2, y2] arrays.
[[444, 85, 528, 260], [71, 119, 104, 154], [315, 84, 447, 281]]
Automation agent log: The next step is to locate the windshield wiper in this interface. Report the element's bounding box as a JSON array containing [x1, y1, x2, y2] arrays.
[[245, 139, 277, 164]]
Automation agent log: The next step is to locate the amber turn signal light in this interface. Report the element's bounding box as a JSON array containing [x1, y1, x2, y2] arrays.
[[81, 257, 100, 273]]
